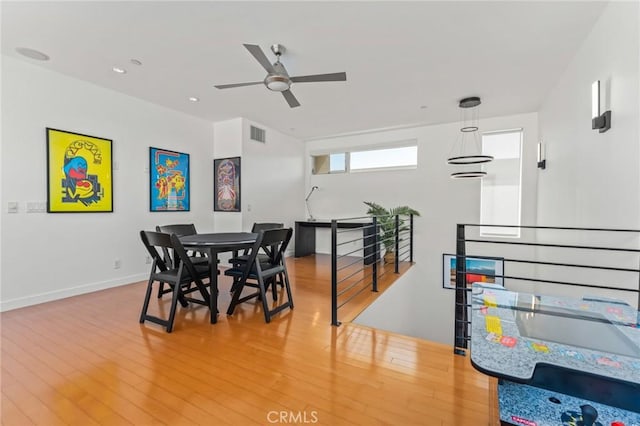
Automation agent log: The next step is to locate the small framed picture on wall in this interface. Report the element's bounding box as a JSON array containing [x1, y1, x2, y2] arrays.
[[442, 254, 504, 290], [213, 156, 241, 212]]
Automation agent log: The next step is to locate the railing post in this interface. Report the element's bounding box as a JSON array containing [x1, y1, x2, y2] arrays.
[[394, 214, 400, 273], [454, 224, 468, 355], [409, 214, 414, 263], [372, 216, 378, 292], [331, 219, 340, 326]]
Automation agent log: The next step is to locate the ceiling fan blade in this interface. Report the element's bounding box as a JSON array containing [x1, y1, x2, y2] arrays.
[[290, 72, 347, 83], [282, 90, 301, 108], [243, 44, 275, 73], [214, 81, 263, 89]]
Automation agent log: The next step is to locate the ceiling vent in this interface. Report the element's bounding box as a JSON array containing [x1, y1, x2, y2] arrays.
[[250, 125, 266, 143]]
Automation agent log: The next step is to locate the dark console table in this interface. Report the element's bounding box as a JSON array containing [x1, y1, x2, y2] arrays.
[[294, 220, 378, 265]]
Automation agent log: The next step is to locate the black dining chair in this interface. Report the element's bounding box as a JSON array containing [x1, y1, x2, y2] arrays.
[[228, 222, 285, 291], [156, 223, 208, 298], [225, 228, 294, 323], [139, 231, 211, 333]]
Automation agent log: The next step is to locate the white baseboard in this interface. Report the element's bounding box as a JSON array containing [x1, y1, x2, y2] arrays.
[[0, 273, 147, 312]]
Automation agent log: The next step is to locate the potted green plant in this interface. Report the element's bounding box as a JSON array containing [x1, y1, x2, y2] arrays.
[[364, 201, 420, 263]]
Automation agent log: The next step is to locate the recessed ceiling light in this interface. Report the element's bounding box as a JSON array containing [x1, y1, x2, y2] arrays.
[[130, 59, 142, 66], [188, 97, 199, 102], [112, 67, 127, 74], [16, 47, 49, 61]]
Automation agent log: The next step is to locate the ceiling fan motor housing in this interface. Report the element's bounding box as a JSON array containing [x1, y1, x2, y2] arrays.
[[264, 62, 291, 91]]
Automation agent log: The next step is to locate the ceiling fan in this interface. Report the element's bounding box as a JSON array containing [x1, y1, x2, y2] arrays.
[[214, 43, 347, 108]]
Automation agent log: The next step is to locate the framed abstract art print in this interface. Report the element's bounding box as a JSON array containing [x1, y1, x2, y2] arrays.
[[149, 147, 190, 212], [46, 127, 113, 213], [213, 156, 241, 212]]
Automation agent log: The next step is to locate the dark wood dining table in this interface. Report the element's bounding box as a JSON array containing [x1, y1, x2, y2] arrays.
[[180, 232, 257, 324]]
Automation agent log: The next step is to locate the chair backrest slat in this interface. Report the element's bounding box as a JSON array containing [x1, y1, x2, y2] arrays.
[[245, 228, 292, 270], [156, 224, 199, 268], [251, 222, 284, 233], [254, 224, 284, 253], [270, 228, 292, 265], [156, 223, 197, 236], [140, 230, 173, 272], [260, 228, 291, 248], [169, 234, 202, 282]]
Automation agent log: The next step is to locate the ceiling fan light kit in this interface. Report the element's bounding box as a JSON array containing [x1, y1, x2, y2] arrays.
[[265, 77, 290, 92], [214, 43, 347, 108], [447, 96, 493, 179]]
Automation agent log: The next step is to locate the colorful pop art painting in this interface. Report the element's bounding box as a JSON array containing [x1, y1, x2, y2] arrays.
[[213, 157, 241, 212], [442, 254, 504, 289], [47, 128, 113, 213], [149, 147, 190, 212]]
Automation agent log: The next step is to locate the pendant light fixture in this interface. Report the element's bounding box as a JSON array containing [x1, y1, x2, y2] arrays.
[[447, 96, 493, 178]]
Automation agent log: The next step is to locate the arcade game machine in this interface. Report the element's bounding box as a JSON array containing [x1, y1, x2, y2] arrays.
[[470, 283, 640, 426]]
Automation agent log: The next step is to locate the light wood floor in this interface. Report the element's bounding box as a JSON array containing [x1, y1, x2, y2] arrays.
[[1, 255, 496, 425]]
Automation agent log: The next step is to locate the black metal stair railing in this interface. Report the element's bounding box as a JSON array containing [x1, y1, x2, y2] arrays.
[[330, 214, 415, 326]]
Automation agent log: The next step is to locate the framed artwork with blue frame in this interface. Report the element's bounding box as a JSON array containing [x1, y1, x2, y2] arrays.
[[46, 127, 113, 213], [149, 147, 190, 212], [442, 253, 504, 289]]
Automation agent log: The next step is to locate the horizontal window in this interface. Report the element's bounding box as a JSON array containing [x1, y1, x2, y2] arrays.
[[312, 153, 346, 174], [311, 142, 417, 175], [351, 146, 417, 171]]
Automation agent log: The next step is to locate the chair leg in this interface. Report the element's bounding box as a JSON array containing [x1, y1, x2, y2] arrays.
[[260, 269, 294, 322], [158, 282, 175, 298], [227, 278, 246, 315], [257, 276, 271, 323], [140, 278, 155, 323], [272, 271, 283, 287], [270, 277, 278, 301], [166, 283, 182, 333], [230, 276, 241, 294], [282, 269, 294, 310], [178, 289, 189, 308], [157, 282, 164, 298]]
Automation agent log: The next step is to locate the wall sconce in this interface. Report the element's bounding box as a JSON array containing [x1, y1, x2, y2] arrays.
[[591, 80, 611, 133], [537, 142, 546, 169]]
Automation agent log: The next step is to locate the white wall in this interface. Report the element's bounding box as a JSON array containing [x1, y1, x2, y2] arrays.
[[0, 54, 4, 302], [0, 56, 215, 310], [213, 118, 243, 232], [534, 1, 640, 304], [305, 112, 539, 344], [537, 1, 639, 229], [241, 119, 305, 234]]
